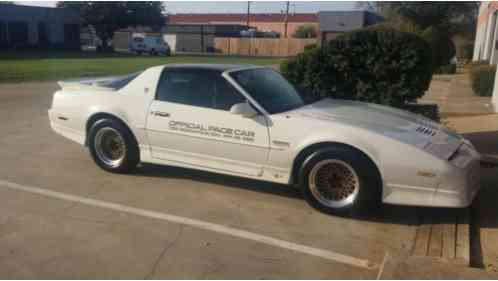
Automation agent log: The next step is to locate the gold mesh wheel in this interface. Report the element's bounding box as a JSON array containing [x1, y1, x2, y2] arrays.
[[94, 127, 126, 168], [309, 159, 360, 208]]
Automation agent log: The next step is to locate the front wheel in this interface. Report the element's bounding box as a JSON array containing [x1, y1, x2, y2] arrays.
[[299, 147, 381, 215], [88, 119, 139, 173]]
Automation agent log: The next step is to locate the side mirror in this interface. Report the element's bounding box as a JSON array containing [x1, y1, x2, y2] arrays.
[[230, 102, 258, 118]]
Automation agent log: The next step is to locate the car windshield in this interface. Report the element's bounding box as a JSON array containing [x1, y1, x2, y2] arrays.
[[229, 68, 305, 114]]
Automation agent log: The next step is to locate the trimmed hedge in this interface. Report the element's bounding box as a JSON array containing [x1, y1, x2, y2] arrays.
[[281, 26, 433, 109], [470, 65, 496, 97]]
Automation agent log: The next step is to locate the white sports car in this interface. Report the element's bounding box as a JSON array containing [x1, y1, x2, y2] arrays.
[[48, 64, 481, 214]]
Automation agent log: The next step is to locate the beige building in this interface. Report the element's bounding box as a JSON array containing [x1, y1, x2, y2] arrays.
[[168, 13, 318, 37]]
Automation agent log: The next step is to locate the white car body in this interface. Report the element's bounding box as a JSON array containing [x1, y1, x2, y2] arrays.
[[48, 64, 481, 208]]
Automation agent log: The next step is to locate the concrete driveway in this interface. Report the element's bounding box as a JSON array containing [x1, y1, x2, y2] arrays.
[[0, 82, 421, 278]]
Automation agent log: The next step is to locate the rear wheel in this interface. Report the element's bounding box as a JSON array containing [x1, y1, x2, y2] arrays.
[[88, 118, 139, 173], [299, 147, 381, 215]]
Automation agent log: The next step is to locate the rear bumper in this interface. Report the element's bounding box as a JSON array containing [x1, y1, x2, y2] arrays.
[[48, 109, 85, 145]]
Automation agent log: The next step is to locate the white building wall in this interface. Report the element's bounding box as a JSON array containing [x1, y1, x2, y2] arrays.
[[483, 14, 495, 60], [473, 2, 498, 111], [494, 70, 498, 110], [473, 24, 485, 61], [491, 17, 498, 64]]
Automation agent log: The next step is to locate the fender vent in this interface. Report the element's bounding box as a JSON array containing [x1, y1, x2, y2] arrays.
[[416, 126, 437, 137]]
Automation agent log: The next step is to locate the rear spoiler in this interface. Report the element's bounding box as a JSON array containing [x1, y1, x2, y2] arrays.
[[57, 75, 125, 91]]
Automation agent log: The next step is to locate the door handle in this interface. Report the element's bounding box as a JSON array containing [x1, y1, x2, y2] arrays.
[[151, 111, 170, 117]]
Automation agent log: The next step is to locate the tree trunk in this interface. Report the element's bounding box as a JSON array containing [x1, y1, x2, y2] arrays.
[[96, 31, 114, 53]]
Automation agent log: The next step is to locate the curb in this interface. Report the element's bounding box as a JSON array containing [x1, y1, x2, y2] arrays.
[[378, 252, 498, 279], [412, 208, 470, 264]]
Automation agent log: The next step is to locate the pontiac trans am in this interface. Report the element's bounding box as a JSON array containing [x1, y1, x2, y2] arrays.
[[48, 64, 481, 214]]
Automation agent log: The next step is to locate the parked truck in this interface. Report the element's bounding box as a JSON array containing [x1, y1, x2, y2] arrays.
[[130, 36, 171, 56]]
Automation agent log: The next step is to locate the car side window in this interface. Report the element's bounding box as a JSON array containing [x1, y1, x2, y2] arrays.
[[213, 77, 246, 111], [156, 69, 217, 109]]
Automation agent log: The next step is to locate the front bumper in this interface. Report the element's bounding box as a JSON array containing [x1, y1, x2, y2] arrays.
[[432, 156, 481, 208]]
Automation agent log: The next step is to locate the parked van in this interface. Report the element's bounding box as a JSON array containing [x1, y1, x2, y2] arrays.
[[130, 36, 171, 56]]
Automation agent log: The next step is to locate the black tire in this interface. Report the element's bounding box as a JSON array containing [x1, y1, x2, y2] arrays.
[[298, 146, 381, 216], [88, 118, 139, 173]]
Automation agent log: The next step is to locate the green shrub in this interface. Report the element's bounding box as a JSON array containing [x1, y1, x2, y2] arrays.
[[420, 27, 456, 71], [434, 64, 456, 74], [470, 65, 496, 97], [281, 26, 433, 108]]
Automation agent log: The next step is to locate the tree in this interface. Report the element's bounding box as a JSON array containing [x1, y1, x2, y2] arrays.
[[357, 2, 479, 67], [57, 1, 166, 52], [374, 2, 478, 39], [420, 27, 456, 71], [292, 24, 317, 38]]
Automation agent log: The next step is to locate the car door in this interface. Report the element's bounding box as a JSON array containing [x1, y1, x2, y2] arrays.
[[146, 68, 270, 177]]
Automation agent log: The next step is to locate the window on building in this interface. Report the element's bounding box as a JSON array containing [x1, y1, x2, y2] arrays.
[[8, 22, 28, 46], [64, 24, 80, 50], [0, 21, 6, 49], [38, 22, 48, 48]]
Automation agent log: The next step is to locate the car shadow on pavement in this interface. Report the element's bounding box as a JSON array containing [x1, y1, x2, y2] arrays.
[[132, 163, 420, 226], [135, 163, 301, 199]]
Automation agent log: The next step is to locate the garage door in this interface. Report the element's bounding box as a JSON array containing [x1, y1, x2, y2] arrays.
[[0, 21, 6, 49], [64, 24, 80, 50], [8, 21, 28, 47]]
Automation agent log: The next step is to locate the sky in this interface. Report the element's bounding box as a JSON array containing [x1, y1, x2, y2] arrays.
[[15, 1, 358, 14]]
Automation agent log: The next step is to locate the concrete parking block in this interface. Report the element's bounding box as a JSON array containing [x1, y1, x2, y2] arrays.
[[379, 252, 498, 279], [412, 208, 470, 265]]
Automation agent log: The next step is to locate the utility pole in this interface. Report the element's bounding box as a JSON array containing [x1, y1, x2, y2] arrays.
[[284, 1, 289, 38], [246, 1, 251, 28]]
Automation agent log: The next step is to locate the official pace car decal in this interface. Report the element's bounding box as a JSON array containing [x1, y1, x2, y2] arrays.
[[168, 120, 255, 142]]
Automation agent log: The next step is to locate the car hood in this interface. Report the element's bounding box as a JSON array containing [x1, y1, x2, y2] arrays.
[[286, 98, 464, 159]]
